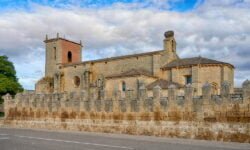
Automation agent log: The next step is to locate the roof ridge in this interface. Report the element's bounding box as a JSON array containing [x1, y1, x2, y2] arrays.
[[62, 50, 164, 67], [106, 68, 155, 79], [162, 56, 234, 70]]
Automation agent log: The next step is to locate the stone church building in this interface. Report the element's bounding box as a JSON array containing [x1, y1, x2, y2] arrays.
[[36, 31, 234, 97]]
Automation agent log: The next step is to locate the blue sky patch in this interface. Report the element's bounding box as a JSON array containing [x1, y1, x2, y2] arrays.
[[0, 0, 203, 12]]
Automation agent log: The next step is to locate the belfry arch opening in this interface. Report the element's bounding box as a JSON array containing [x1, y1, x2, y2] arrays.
[[67, 51, 72, 63]]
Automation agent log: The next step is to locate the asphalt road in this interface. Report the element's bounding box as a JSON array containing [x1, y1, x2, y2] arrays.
[[0, 127, 249, 150]]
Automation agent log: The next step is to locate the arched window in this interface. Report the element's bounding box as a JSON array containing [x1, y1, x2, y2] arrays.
[[67, 51, 72, 62], [122, 81, 126, 92], [73, 76, 80, 87]]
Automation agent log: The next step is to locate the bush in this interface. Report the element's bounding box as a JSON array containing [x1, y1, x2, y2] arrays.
[[0, 112, 4, 117], [0, 55, 23, 101]]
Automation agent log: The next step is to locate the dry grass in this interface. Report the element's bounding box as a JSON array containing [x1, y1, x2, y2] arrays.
[[4, 102, 250, 143], [153, 108, 164, 121], [168, 129, 180, 138], [195, 128, 214, 141], [69, 111, 77, 119], [226, 132, 250, 143], [29, 109, 35, 119], [101, 112, 107, 121], [167, 111, 181, 121], [44, 111, 48, 118], [89, 111, 97, 120], [61, 111, 69, 122], [80, 111, 86, 119], [6, 106, 250, 124], [216, 131, 250, 143], [125, 125, 137, 135], [7, 108, 15, 119], [36, 110, 41, 118], [140, 112, 151, 121], [183, 112, 196, 121], [61, 123, 67, 129], [126, 113, 136, 121], [140, 128, 154, 136], [4, 109, 250, 143], [112, 112, 124, 121], [21, 108, 28, 119]]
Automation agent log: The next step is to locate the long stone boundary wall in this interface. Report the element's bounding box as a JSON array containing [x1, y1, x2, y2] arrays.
[[2, 81, 250, 143]]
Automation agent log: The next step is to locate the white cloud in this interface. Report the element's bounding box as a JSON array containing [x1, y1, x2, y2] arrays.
[[0, 1, 250, 89]]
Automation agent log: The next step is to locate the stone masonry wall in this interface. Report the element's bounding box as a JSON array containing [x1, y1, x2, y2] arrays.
[[2, 80, 250, 143]]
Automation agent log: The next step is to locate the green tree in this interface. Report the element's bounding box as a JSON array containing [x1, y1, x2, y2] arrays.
[[0, 55, 23, 103]]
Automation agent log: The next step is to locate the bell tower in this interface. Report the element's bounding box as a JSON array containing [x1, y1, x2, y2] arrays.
[[162, 30, 178, 63], [164, 31, 176, 54], [44, 33, 83, 77]]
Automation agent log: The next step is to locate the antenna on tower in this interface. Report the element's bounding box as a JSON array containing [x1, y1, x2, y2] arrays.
[[57, 33, 59, 39], [45, 34, 48, 40]]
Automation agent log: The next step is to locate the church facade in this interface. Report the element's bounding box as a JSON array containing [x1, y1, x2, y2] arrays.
[[35, 31, 234, 97]]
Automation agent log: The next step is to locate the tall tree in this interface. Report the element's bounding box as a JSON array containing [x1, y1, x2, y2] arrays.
[[0, 55, 23, 103]]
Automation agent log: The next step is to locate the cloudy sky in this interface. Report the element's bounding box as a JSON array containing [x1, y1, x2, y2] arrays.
[[0, 0, 249, 90]]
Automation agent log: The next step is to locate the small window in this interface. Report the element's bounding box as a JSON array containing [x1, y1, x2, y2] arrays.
[[74, 76, 80, 87], [54, 47, 57, 60], [185, 75, 192, 84], [68, 51, 72, 62], [122, 81, 126, 92]]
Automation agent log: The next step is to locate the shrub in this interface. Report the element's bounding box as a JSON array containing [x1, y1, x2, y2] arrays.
[[0, 112, 4, 117]]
